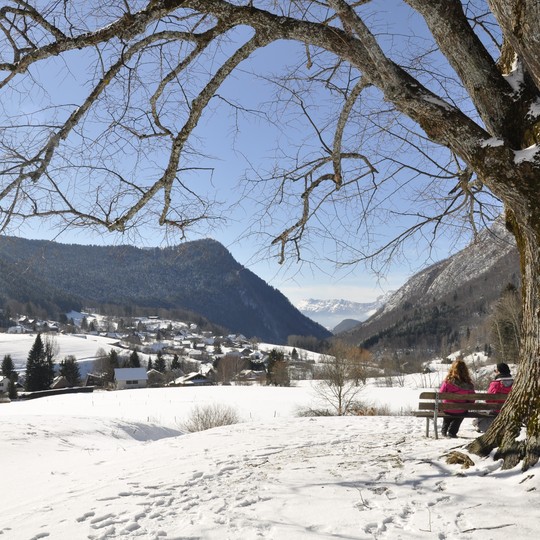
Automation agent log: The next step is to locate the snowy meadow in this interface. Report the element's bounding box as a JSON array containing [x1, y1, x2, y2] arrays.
[[1, 335, 539, 539]]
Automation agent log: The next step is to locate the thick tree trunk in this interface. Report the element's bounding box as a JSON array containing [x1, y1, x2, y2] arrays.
[[468, 209, 540, 470]]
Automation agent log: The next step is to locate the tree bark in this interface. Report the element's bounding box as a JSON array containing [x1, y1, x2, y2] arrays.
[[468, 206, 540, 470], [463, 1, 540, 470]]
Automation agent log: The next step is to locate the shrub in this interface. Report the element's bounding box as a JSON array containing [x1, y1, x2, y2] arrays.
[[295, 406, 334, 417], [296, 402, 410, 417], [182, 403, 241, 432]]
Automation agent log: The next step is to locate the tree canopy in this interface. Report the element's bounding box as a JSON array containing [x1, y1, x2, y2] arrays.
[[1, 1, 540, 469]]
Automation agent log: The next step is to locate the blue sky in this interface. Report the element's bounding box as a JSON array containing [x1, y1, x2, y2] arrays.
[[2, 1, 488, 306]]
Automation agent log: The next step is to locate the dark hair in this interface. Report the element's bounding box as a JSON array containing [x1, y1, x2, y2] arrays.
[[496, 362, 511, 376]]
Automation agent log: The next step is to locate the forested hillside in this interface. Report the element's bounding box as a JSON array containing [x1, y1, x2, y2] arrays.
[[0, 237, 330, 344], [337, 221, 520, 360]]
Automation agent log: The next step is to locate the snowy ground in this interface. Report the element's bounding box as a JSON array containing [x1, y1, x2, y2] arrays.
[[0, 333, 126, 377], [1, 381, 539, 540]]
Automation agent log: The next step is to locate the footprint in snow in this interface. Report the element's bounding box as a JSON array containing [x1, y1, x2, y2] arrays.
[[76, 511, 96, 522]]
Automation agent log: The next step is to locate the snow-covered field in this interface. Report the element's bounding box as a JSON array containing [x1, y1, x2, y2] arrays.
[[1, 375, 539, 539], [0, 332, 126, 377]]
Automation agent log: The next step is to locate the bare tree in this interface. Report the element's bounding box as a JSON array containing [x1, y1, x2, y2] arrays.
[[1, 1, 540, 468], [314, 343, 367, 415], [216, 353, 249, 384], [43, 334, 59, 365]]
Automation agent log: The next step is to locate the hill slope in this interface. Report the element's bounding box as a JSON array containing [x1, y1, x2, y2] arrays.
[[2, 389, 538, 540], [338, 220, 520, 355], [0, 237, 330, 343]]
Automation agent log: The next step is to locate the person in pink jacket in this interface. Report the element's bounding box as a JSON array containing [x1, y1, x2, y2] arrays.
[[439, 358, 475, 438], [474, 362, 513, 433]]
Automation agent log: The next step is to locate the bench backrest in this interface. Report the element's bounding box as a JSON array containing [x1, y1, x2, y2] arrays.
[[418, 391, 508, 412]]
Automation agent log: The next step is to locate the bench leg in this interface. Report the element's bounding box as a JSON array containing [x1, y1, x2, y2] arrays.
[[425, 418, 429, 437], [434, 419, 438, 440]]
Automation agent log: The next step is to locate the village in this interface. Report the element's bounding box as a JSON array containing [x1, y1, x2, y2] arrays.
[[0, 309, 320, 399]]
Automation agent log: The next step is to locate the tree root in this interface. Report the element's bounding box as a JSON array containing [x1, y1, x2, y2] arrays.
[[494, 440, 524, 470], [467, 434, 497, 458], [469, 434, 540, 472]]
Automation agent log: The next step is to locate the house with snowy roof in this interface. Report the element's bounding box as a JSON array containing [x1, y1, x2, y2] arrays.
[[114, 368, 148, 390]]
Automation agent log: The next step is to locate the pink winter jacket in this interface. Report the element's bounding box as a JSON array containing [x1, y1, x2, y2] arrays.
[[486, 377, 513, 412], [439, 379, 475, 414]]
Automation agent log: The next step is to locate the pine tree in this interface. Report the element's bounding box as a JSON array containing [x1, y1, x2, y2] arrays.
[[129, 349, 141, 368], [2, 354, 14, 378], [25, 334, 54, 391], [147, 357, 153, 371], [59, 355, 81, 387], [154, 350, 166, 373], [8, 374, 18, 400], [171, 354, 180, 371], [104, 349, 119, 384], [266, 349, 289, 386]]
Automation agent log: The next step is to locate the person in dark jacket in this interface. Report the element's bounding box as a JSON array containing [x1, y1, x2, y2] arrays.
[[474, 362, 513, 433], [439, 358, 475, 438]]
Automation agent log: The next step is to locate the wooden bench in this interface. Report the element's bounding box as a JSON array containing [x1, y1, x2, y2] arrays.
[[416, 391, 508, 439]]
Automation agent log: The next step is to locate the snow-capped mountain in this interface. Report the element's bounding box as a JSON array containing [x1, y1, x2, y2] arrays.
[[297, 297, 388, 331]]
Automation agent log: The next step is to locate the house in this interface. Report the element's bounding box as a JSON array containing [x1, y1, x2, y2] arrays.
[[7, 325, 25, 334], [236, 369, 266, 384], [40, 321, 59, 332], [114, 368, 148, 390], [146, 368, 166, 387], [85, 373, 105, 387], [171, 372, 214, 386], [50, 376, 69, 389], [0, 376, 10, 394]]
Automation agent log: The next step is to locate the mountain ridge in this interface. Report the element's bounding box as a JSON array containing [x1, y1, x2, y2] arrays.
[[337, 220, 520, 357], [297, 297, 388, 331], [0, 236, 331, 344]]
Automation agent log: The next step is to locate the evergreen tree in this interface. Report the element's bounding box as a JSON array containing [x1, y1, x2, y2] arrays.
[[147, 357, 153, 371], [8, 374, 18, 400], [171, 354, 180, 371], [59, 355, 81, 387], [25, 334, 54, 391], [2, 354, 14, 378], [105, 349, 119, 384], [266, 349, 289, 386], [154, 350, 166, 373], [129, 349, 141, 368]]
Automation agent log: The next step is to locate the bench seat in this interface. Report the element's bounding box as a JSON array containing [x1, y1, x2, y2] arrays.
[[415, 391, 508, 439]]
